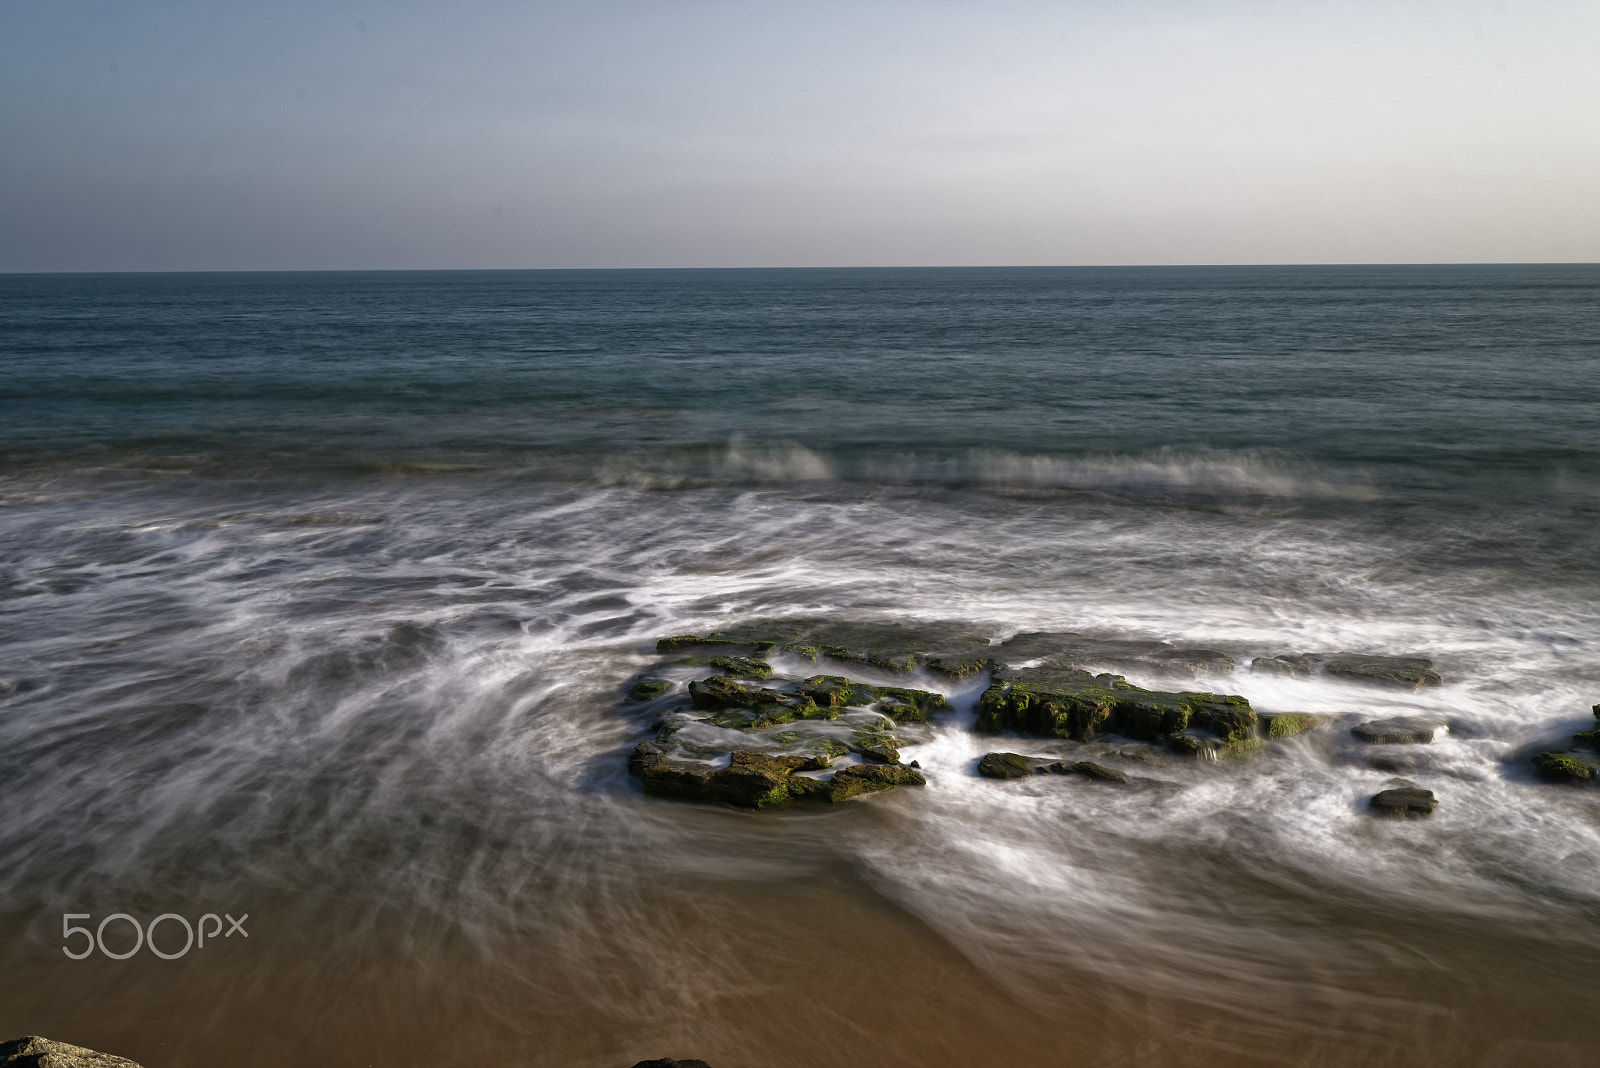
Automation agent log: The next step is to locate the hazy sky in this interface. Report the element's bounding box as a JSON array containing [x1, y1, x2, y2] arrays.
[[3, 0, 1597, 270]]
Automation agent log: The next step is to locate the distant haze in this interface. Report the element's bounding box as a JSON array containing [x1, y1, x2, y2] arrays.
[[3, 0, 1597, 271]]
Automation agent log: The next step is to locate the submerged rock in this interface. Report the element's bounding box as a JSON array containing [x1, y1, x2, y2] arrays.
[[976, 660, 1259, 754], [999, 632, 1235, 677], [1250, 653, 1442, 688], [1368, 787, 1438, 818], [1350, 717, 1446, 745], [679, 655, 773, 679], [627, 679, 673, 702], [1072, 760, 1129, 784], [977, 752, 1036, 779], [656, 618, 994, 677], [0, 1036, 143, 1067], [1251, 655, 1315, 677]]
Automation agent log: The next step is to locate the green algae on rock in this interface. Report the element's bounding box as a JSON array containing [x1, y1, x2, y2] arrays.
[[627, 678, 673, 702], [1259, 712, 1324, 738], [975, 660, 1259, 754], [629, 744, 924, 808]]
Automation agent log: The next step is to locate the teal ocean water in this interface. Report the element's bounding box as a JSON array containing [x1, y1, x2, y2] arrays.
[[2, 266, 1599, 1066]]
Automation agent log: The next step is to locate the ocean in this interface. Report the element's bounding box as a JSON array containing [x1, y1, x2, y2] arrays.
[[2, 266, 1598, 1066]]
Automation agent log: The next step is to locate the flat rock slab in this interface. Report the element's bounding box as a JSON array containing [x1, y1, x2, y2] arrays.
[[656, 618, 994, 677], [1253, 653, 1442, 688], [998, 632, 1236, 677], [0, 1037, 143, 1068], [977, 752, 1131, 784], [1351, 717, 1446, 745], [1369, 788, 1438, 818]]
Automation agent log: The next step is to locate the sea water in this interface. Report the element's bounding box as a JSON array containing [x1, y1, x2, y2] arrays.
[[2, 267, 1598, 1066]]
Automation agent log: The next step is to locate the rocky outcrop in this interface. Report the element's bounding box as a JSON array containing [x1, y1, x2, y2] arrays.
[[0, 1037, 142, 1068], [1350, 717, 1446, 744], [1252, 653, 1442, 688], [975, 660, 1259, 754], [1369, 787, 1438, 818]]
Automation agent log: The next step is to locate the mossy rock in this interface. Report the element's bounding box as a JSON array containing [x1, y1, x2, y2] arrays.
[[977, 752, 1036, 779], [1369, 787, 1438, 818], [1259, 712, 1321, 738], [794, 676, 947, 723], [680, 655, 774, 679], [627, 679, 673, 702], [629, 746, 923, 808], [1532, 750, 1598, 783], [976, 661, 1256, 745]]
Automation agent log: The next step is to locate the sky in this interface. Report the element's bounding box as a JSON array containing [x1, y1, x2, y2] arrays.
[[2, 0, 1597, 271]]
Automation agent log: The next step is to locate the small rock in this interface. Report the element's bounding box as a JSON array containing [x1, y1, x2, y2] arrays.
[[1259, 712, 1321, 738], [627, 679, 673, 702], [1351, 717, 1445, 745], [1251, 655, 1314, 677], [0, 1036, 144, 1067], [1532, 750, 1597, 783], [1368, 787, 1438, 818], [1072, 761, 1129, 784], [977, 752, 1035, 779]]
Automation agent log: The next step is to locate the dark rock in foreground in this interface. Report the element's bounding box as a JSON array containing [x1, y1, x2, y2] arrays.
[[631, 1060, 712, 1068], [0, 1036, 143, 1068], [976, 660, 1260, 754], [1350, 717, 1446, 745], [1369, 787, 1438, 818]]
